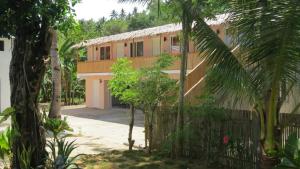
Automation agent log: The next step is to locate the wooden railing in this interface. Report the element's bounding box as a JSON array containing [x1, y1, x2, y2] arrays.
[[77, 53, 202, 74]]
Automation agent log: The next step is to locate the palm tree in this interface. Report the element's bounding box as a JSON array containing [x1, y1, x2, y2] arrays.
[[49, 29, 61, 119], [120, 8, 126, 19], [193, 0, 300, 168], [119, 0, 203, 157], [59, 38, 80, 106], [132, 7, 138, 16], [110, 10, 119, 19]]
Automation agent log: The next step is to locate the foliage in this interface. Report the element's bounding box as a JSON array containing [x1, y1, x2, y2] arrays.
[[47, 139, 80, 169], [138, 54, 177, 110], [109, 58, 140, 106], [193, 0, 300, 156], [44, 117, 80, 169], [102, 19, 129, 36], [1, 0, 79, 167], [18, 145, 34, 169], [0, 107, 15, 124], [275, 133, 300, 169], [137, 55, 177, 152], [44, 117, 73, 139], [187, 95, 227, 121]]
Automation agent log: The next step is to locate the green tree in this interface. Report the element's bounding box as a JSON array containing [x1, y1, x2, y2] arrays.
[[193, 0, 300, 168], [109, 58, 140, 151], [110, 10, 119, 19], [103, 19, 128, 35], [0, 0, 78, 168], [119, 0, 220, 157], [120, 8, 127, 19], [137, 55, 177, 153]]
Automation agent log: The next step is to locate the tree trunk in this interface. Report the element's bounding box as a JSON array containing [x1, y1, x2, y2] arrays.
[[144, 111, 149, 148], [49, 29, 61, 119], [10, 29, 52, 169], [177, 12, 190, 158], [148, 123, 153, 154], [128, 104, 135, 151]]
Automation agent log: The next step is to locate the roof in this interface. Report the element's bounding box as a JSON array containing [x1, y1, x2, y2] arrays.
[[76, 14, 229, 48]]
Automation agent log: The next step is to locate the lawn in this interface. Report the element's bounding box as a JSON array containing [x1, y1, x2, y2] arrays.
[[77, 150, 208, 169]]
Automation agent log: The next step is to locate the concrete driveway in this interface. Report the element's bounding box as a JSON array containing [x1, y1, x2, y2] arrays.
[[62, 105, 145, 155]]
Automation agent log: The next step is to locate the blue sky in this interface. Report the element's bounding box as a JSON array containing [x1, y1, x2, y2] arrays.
[[74, 0, 147, 20]]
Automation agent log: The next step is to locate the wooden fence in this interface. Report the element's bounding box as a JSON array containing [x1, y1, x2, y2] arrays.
[[152, 108, 300, 169]]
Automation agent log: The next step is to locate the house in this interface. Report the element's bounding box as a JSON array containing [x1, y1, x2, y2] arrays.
[[77, 14, 230, 109], [0, 38, 12, 112]]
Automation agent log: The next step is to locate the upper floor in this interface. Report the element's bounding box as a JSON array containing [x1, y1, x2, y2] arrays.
[[77, 14, 230, 77]]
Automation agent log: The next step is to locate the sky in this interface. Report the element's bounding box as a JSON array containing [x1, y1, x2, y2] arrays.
[[74, 0, 147, 20]]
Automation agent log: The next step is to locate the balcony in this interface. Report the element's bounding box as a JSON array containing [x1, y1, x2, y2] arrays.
[[77, 53, 202, 74]]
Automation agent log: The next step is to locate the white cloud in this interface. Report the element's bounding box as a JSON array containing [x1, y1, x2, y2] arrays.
[[74, 0, 147, 20]]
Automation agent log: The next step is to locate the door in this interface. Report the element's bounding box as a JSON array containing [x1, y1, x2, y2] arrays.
[[116, 43, 124, 58], [152, 37, 161, 56], [92, 80, 100, 108]]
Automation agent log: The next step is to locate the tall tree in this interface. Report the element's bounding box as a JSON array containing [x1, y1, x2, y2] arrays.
[[120, 8, 127, 19], [119, 0, 209, 156], [49, 29, 61, 119], [0, 0, 77, 168], [110, 10, 119, 19], [193, 0, 300, 168], [137, 55, 177, 153], [109, 58, 140, 151]]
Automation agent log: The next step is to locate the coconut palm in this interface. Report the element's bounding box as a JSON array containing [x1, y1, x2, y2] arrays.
[[49, 29, 62, 119], [120, 8, 126, 19], [110, 10, 119, 19], [119, 0, 208, 157], [193, 0, 300, 168], [59, 38, 80, 105]]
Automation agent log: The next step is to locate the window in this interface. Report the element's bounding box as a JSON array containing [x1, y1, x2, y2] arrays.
[[171, 36, 180, 53], [0, 41, 4, 51], [100, 46, 110, 60], [130, 41, 144, 57]]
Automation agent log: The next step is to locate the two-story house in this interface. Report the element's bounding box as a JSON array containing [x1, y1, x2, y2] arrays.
[[0, 38, 12, 112], [77, 14, 229, 109]]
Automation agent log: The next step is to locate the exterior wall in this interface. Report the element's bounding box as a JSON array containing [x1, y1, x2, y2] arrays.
[[80, 24, 226, 109], [0, 38, 12, 112], [85, 77, 112, 109]]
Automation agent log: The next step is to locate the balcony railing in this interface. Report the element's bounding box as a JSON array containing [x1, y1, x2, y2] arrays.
[[77, 53, 202, 74]]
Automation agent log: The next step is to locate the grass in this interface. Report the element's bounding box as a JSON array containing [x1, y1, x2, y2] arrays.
[[77, 150, 208, 169]]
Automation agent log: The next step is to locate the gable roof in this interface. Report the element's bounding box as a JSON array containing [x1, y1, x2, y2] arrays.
[[76, 14, 229, 48]]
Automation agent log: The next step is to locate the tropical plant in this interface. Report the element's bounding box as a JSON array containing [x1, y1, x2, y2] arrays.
[[137, 55, 177, 153], [18, 145, 35, 169], [192, 0, 300, 168], [59, 37, 81, 106], [109, 58, 140, 151], [110, 10, 119, 19], [120, 8, 126, 19], [0, 128, 13, 168], [275, 133, 300, 169], [47, 139, 80, 169], [0, 0, 79, 167], [44, 117, 79, 169], [49, 29, 62, 119], [44, 117, 73, 140], [119, 0, 229, 157]]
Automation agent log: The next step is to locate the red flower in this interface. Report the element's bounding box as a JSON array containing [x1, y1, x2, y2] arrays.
[[223, 135, 229, 145]]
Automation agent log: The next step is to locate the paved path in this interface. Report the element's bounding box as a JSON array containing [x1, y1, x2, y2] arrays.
[[0, 105, 144, 155], [62, 105, 145, 155]]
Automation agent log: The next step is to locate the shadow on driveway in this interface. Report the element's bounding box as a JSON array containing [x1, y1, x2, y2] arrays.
[[61, 106, 144, 127]]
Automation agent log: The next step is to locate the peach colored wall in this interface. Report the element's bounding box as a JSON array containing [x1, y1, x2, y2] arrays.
[[85, 77, 112, 109], [86, 24, 226, 62], [83, 24, 226, 109]]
